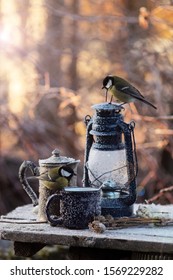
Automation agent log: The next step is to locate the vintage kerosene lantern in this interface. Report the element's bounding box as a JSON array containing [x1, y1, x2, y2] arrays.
[[83, 103, 138, 217]]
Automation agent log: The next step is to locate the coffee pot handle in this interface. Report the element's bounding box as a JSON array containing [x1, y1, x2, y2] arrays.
[[19, 160, 39, 206], [46, 194, 63, 226]]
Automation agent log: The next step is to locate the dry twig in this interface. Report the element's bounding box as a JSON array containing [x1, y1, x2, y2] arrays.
[[89, 215, 173, 233], [146, 186, 173, 204]]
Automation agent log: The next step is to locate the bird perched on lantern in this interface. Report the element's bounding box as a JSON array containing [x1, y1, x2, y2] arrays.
[[28, 165, 76, 191], [102, 75, 157, 109]]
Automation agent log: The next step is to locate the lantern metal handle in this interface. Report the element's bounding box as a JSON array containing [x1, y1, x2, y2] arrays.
[[83, 117, 93, 187], [116, 119, 137, 205]]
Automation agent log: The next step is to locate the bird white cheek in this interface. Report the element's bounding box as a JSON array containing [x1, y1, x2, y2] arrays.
[[61, 170, 71, 178], [106, 79, 112, 89]]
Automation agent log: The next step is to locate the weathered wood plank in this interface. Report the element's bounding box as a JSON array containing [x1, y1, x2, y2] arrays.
[[0, 204, 173, 254]]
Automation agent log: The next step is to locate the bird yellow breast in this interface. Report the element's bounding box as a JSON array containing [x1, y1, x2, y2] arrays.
[[110, 86, 135, 103], [42, 177, 68, 190]]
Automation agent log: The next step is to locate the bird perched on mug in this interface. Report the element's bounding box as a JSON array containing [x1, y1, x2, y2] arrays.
[[102, 75, 157, 109], [28, 165, 76, 191]]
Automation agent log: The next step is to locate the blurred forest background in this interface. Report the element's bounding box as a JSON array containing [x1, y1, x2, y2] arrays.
[[1, 0, 173, 216]]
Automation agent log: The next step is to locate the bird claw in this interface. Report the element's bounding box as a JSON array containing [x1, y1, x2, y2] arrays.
[[119, 104, 125, 111], [115, 104, 125, 113]]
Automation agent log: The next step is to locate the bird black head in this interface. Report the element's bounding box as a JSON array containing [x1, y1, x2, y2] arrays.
[[102, 75, 114, 89], [59, 166, 75, 180]]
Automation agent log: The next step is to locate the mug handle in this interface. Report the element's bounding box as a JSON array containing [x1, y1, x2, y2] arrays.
[[19, 160, 39, 206], [46, 194, 63, 226]]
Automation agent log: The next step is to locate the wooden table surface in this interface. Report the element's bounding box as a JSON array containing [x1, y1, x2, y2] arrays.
[[1, 204, 173, 258]]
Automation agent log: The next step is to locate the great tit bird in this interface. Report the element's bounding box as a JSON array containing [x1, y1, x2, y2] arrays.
[[28, 165, 76, 191], [102, 75, 157, 109]]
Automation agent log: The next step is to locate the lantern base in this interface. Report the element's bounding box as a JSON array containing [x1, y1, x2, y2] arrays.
[[101, 198, 134, 217]]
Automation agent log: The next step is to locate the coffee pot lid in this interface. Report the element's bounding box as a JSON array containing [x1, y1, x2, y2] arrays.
[[39, 148, 80, 166]]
